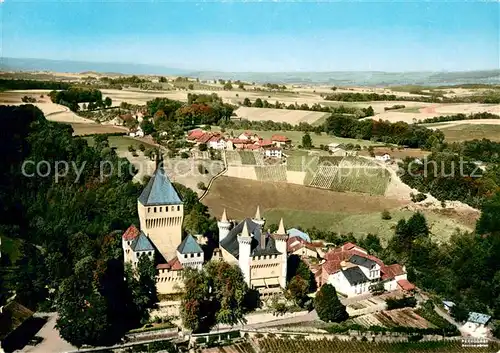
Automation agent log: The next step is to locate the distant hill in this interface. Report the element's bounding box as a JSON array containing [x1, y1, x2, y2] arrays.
[[1, 57, 499, 86]]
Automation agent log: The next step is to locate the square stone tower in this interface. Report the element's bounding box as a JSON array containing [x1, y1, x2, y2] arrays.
[[137, 164, 183, 261]]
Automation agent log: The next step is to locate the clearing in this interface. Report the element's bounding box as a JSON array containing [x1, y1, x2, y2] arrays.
[[202, 176, 469, 243]]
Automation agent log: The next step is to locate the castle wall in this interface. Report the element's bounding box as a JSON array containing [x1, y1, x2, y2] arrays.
[[139, 201, 184, 261], [156, 269, 184, 295]]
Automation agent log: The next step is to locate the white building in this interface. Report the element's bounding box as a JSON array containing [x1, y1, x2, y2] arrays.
[[264, 147, 282, 158], [375, 153, 391, 162], [461, 312, 491, 338], [207, 135, 227, 150], [129, 127, 145, 138], [319, 243, 413, 297]]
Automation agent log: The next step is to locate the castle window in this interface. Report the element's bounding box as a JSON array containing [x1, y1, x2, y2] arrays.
[[190, 253, 194, 258], [177, 206, 180, 211], [171, 206, 174, 211], [148, 207, 151, 213], [159, 207, 162, 212], [165, 207, 168, 212], [154, 207, 157, 213], [197, 253, 200, 257], [184, 254, 187, 259]]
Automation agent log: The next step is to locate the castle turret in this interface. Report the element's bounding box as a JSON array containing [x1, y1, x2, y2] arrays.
[[238, 220, 252, 285], [273, 217, 288, 289], [217, 209, 231, 243], [252, 205, 265, 227]]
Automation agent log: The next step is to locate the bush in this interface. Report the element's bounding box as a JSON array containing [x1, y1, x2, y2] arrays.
[[410, 192, 427, 203], [385, 296, 417, 310], [197, 164, 207, 174], [254, 333, 264, 338], [199, 143, 208, 151], [381, 210, 392, 220], [138, 143, 146, 152], [197, 182, 207, 190], [127, 145, 136, 152], [180, 152, 189, 159]]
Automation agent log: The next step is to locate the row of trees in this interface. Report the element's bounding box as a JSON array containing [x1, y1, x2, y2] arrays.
[[418, 112, 500, 124], [323, 91, 500, 104], [49, 88, 112, 111], [0, 78, 71, 91]]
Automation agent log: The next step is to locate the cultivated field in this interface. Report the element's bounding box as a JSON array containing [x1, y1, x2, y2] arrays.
[[233, 106, 328, 124], [71, 123, 127, 136], [438, 124, 500, 142], [253, 338, 498, 353], [202, 176, 470, 243], [353, 308, 434, 329]]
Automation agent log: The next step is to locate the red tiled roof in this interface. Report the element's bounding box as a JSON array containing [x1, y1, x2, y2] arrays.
[[197, 133, 213, 144], [381, 264, 405, 280], [188, 129, 204, 138], [271, 134, 291, 142], [230, 138, 253, 144], [258, 139, 274, 147], [321, 243, 385, 275], [287, 237, 317, 253], [123, 224, 140, 241], [156, 256, 183, 271], [397, 279, 415, 291], [208, 135, 224, 143]]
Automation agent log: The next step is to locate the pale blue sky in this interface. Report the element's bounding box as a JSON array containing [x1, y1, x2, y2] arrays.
[[2, 1, 499, 72]]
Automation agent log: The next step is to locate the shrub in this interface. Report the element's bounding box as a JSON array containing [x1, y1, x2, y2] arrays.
[[410, 192, 427, 203], [385, 296, 417, 310], [138, 143, 146, 152], [127, 145, 136, 152], [199, 143, 208, 151], [197, 182, 207, 190], [180, 152, 189, 159], [381, 210, 392, 220]]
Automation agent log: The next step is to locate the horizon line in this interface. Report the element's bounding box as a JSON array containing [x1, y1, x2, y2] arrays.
[[3, 57, 500, 75]]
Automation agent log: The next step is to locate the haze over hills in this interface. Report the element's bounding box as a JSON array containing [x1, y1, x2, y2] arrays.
[[2, 57, 499, 87]]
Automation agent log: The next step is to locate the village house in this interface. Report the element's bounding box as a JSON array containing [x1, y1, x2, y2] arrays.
[[315, 242, 413, 297], [129, 126, 144, 137], [264, 146, 282, 158], [287, 236, 320, 258], [271, 134, 291, 148], [238, 131, 260, 142], [375, 153, 391, 162], [461, 312, 492, 338]]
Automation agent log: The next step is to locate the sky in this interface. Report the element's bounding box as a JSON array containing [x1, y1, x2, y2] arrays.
[[1, 1, 499, 72]]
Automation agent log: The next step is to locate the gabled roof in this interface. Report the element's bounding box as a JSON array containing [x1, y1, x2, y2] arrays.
[[349, 254, 377, 269], [123, 224, 140, 241], [177, 234, 203, 254], [131, 232, 155, 252], [397, 279, 416, 291], [138, 166, 182, 206], [467, 312, 491, 325], [156, 256, 183, 271], [342, 266, 369, 285], [271, 134, 291, 142], [381, 263, 406, 280]]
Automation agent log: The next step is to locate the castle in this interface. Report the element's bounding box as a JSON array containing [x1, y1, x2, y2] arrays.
[[122, 164, 288, 298]]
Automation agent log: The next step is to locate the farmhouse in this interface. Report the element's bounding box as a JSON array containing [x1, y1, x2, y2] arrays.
[[238, 131, 260, 142], [317, 242, 412, 297], [264, 146, 282, 158], [122, 161, 288, 299], [271, 134, 291, 147], [461, 312, 492, 338], [287, 236, 319, 258], [375, 153, 391, 162]]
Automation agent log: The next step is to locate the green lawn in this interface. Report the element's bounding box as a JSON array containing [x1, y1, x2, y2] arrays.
[[84, 136, 156, 151], [263, 208, 470, 245]]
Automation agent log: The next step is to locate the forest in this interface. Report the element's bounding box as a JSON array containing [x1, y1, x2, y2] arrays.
[[0, 104, 214, 347], [49, 87, 112, 111], [323, 91, 500, 104]]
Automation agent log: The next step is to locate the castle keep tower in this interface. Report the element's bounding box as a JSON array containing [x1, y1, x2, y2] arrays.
[[137, 164, 183, 261], [273, 218, 289, 289]]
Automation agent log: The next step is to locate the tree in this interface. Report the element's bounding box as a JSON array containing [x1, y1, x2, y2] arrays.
[[381, 210, 392, 220], [180, 261, 251, 332], [223, 82, 233, 90], [197, 182, 207, 190], [243, 98, 252, 107], [104, 97, 112, 108], [314, 284, 348, 323], [140, 118, 155, 135], [302, 133, 313, 149], [369, 282, 385, 295], [286, 276, 309, 307], [188, 83, 194, 90], [253, 98, 263, 108], [476, 191, 500, 234], [138, 144, 146, 152], [199, 143, 208, 152]]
